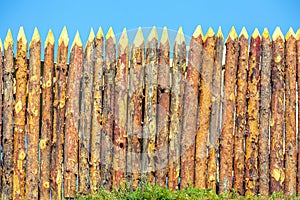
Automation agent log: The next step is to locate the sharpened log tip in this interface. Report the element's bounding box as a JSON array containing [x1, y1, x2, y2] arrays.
[[4, 29, 13, 50], [272, 27, 284, 41], [192, 25, 203, 38], [45, 29, 54, 46], [239, 27, 248, 39], [252, 28, 260, 39], [262, 28, 270, 39], [58, 26, 69, 46], [285, 27, 295, 40]]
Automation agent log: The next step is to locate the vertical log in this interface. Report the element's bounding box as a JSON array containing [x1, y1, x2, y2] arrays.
[[127, 27, 144, 189], [113, 28, 129, 188], [0, 38, 3, 198], [297, 28, 300, 195], [219, 27, 239, 194], [78, 29, 95, 195], [64, 31, 83, 198], [169, 27, 186, 190], [51, 26, 69, 200], [245, 28, 261, 196], [156, 27, 170, 187], [13, 27, 28, 200], [90, 27, 104, 193], [284, 27, 297, 195], [207, 27, 224, 191], [270, 27, 285, 193], [259, 28, 272, 197], [26, 28, 41, 199], [101, 27, 116, 190], [40, 30, 54, 200], [181, 25, 203, 188], [2, 29, 14, 200], [142, 27, 158, 182], [195, 27, 215, 189], [233, 27, 248, 195]]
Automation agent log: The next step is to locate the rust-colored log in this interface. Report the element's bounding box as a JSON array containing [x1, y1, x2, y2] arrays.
[[40, 30, 54, 200], [284, 28, 297, 195], [169, 27, 186, 190], [219, 27, 239, 194], [233, 28, 248, 195], [51, 26, 69, 200], [101, 27, 116, 190], [0, 38, 3, 197], [297, 28, 300, 195], [270, 27, 285, 194], [26, 28, 41, 199], [142, 27, 158, 182], [90, 27, 104, 193], [64, 31, 83, 198], [180, 25, 203, 188], [207, 27, 224, 191], [13, 27, 28, 200], [156, 27, 170, 187], [2, 29, 14, 200], [258, 28, 272, 197], [195, 27, 215, 189], [113, 28, 129, 188], [127, 27, 144, 189], [245, 28, 261, 196], [78, 29, 95, 195]]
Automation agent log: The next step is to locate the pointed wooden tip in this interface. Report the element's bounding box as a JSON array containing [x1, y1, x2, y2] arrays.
[[133, 27, 144, 46], [285, 27, 295, 40], [204, 27, 215, 41], [30, 27, 40, 45], [147, 26, 158, 41], [106, 27, 116, 42], [175, 26, 185, 44], [0, 38, 2, 52], [217, 26, 223, 38], [71, 31, 82, 48], [296, 29, 300, 40], [192, 25, 203, 38], [119, 28, 129, 46], [58, 26, 69, 46], [227, 26, 238, 41], [262, 28, 270, 39], [88, 28, 95, 42], [17, 26, 27, 43], [252, 28, 260, 39], [4, 29, 13, 50], [160, 26, 169, 44], [45, 29, 55, 46], [239, 27, 248, 39], [96, 27, 104, 39], [272, 27, 284, 41]]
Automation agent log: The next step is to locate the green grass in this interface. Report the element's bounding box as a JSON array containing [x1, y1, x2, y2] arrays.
[[77, 181, 298, 200]]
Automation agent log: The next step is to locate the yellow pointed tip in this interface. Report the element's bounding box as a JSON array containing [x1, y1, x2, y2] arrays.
[[251, 28, 260, 39], [217, 26, 223, 38], [133, 27, 144, 46], [0, 38, 2, 52], [30, 27, 40, 45], [239, 27, 248, 39], [262, 28, 270, 39], [227, 26, 238, 41], [285, 27, 295, 40], [175, 26, 185, 44], [71, 31, 82, 48], [192, 25, 203, 38], [88, 28, 95, 42], [17, 26, 27, 43], [106, 27, 116, 42], [58, 26, 69, 46], [119, 28, 129, 48], [45, 29, 54, 46], [147, 26, 158, 41], [160, 27, 169, 44], [272, 27, 284, 41], [96, 27, 104, 39], [4, 29, 13, 50], [296, 29, 300, 40], [204, 27, 215, 41]]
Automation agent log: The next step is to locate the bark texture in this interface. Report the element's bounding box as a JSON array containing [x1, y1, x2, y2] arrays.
[[297, 31, 300, 195], [0, 40, 3, 198], [233, 33, 248, 195]]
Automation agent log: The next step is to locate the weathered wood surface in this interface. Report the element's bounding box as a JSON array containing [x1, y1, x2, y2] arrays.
[[181, 25, 202, 188], [64, 31, 83, 198], [0, 38, 3, 198], [296, 28, 300, 196], [13, 27, 28, 200]]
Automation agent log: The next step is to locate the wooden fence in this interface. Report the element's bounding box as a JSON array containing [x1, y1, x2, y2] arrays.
[[0, 25, 299, 199]]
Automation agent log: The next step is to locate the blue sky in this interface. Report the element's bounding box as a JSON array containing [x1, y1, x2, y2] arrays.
[[1, 0, 299, 51]]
